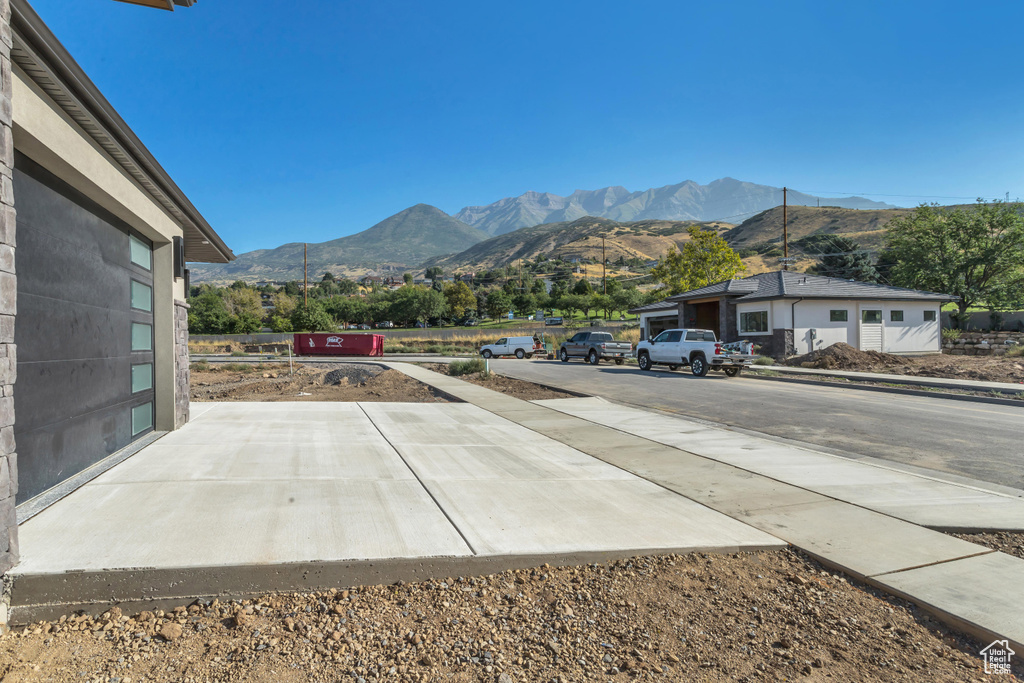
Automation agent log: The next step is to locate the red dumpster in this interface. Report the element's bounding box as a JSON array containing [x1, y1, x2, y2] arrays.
[[293, 333, 385, 357]]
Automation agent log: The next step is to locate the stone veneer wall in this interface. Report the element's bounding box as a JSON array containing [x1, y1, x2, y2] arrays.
[[0, 0, 18, 583], [753, 328, 794, 359], [942, 331, 1023, 356], [174, 300, 190, 429]]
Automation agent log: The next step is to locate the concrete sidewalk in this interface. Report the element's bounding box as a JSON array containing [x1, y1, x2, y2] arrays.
[[387, 362, 1024, 652], [11, 400, 779, 621]]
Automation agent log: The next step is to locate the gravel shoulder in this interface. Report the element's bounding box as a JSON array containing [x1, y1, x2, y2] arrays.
[[950, 531, 1024, 560], [784, 342, 1024, 384], [1, 549, 1013, 683], [419, 363, 578, 401]]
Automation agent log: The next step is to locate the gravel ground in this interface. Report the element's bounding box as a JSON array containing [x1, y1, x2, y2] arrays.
[[0, 549, 1014, 683], [950, 531, 1024, 559]]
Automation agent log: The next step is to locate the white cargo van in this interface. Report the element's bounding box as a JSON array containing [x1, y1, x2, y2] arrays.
[[479, 335, 543, 359]]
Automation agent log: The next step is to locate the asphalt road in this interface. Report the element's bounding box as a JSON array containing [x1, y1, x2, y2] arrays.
[[490, 358, 1024, 493]]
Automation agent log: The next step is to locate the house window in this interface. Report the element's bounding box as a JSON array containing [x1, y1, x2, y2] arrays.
[[830, 310, 848, 322], [890, 310, 904, 322], [924, 310, 936, 321], [862, 310, 882, 324], [739, 311, 768, 333], [130, 234, 151, 270]]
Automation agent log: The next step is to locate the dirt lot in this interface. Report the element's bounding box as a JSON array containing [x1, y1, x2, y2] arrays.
[[420, 363, 577, 401], [190, 362, 575, 403], [0, 549, 1014, 683], [190, 363, 450, 403], [785, 342, 1024, 384]]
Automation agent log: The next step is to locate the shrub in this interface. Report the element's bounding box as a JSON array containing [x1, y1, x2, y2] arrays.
[[1006, 344, 1024, 358], [230, 350, 248, 357], [449, 358, 485, 376], [221, 363, 256, 373], [190, 360, 211, 372], [941, 328, 962, 342], [752, 356, 775, 366]]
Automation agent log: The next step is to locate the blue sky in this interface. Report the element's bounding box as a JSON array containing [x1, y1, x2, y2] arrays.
[[28, 0, 1024, 254]]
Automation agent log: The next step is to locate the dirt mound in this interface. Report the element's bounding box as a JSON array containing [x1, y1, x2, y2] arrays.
[[321, 363, 385, 386], [785, 343, 910, 372]]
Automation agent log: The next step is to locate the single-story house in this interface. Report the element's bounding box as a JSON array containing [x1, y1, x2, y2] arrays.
[[0, 0, 233, 582], [630, 271, 954, 357]]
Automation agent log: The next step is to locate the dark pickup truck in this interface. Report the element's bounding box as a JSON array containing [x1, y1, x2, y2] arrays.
[[559, 331, 633, 365]]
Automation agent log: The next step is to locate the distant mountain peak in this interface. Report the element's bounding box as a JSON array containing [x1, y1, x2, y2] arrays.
[[454, 179, 895, 236]]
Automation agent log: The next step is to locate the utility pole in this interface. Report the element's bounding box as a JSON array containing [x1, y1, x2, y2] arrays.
[[783, 187, 789, 271], [303, 243, 308, 305], [602, 237, 607, 295]]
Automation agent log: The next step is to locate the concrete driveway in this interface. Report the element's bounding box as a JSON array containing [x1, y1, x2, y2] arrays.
[[11, 400, 780, 620]]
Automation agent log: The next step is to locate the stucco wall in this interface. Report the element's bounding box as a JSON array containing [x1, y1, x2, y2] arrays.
[[737, 298, 941, 355]]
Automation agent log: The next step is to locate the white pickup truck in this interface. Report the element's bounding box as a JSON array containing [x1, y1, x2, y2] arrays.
[[634, 328, 753, 377]]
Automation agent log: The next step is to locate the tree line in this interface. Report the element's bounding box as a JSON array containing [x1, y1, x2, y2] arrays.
[[187, 270, 663, 334]]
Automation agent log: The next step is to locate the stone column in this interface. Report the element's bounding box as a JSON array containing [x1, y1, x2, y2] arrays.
[[174, 300, 189, 429], [0, 0, 19, 583]]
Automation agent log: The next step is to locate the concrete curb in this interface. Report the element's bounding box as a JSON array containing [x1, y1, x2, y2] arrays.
[[9, 544, 781, 624], [745, 371, 1024, 408], [757, 365, 1024, 393]]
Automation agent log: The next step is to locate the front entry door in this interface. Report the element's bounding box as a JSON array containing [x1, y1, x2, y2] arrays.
[[860, 309, 883, 351]]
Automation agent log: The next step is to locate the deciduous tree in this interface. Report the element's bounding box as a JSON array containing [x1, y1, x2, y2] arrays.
[[651, 227, 745, 295], [885, 201, 1024, 315]]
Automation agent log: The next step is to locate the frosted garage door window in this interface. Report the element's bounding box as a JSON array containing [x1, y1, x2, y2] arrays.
[[131, 403, 153, 436], [131, 280, 152, 312], [130, 234, 151, 270], [131, 363, 153, 393], [131, 322, 152, 351]]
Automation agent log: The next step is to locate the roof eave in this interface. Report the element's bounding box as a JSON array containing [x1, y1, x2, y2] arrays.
[[10, 0, 233, 263]]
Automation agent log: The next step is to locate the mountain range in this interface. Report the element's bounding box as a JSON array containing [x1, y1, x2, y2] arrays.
[[188, 204, 486, 283], [454, 178, 895, 236], [189, 179, 900, 284]]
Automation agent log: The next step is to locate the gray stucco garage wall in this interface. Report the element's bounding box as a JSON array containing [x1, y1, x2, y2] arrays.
[[13, 153, 155, 503], [0, 0, 17, 577]]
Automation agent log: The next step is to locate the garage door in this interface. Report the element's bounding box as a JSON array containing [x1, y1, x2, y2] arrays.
[[13, 154, 155, 503]]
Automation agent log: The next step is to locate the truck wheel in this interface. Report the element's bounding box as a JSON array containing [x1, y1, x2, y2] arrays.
[[588, 350, 600, 365], [614, 359, 624, 365], [515, 348, 526, 359], [667, 364, 679, 371], [638, 352, 652, 371], [482, 349, 492, 359], [559, 348, 569, 363], [690, 355, 708, 377], [724, 367, 741, 377]]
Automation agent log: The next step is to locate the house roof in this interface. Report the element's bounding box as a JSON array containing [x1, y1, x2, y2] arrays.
[[627, 300, 678, 315], [11, 0, 233, 263], [666, 271, 954, 304]]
